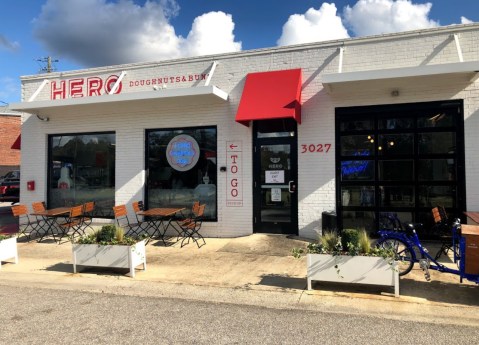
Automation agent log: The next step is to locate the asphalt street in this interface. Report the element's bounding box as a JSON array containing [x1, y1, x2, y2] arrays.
[[1, 284, 478, 345]]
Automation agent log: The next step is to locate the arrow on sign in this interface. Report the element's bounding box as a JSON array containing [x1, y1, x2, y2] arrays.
[[229, 144, 238, 150]]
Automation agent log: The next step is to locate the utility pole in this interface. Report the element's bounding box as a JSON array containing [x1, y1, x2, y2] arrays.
[[37, 56, 59, 73]]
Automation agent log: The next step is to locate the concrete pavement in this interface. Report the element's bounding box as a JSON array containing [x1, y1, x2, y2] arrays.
[[1, 230, 479, 326]]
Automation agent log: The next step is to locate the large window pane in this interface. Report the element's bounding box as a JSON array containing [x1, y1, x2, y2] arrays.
[[339, 119, 373, 132], [378, 160, 413, 181], [340, 135, 375, 156], [417, 112, 454, 128], [418, 159, 455, 181], [378, 117, 413, 130], [378, 134, 413, 155], [341, 186, 375, 207], [341, 211, 375, 233], [147, 126, 217, 220], [49, 133, 115, 217], [418, 186, 455, 207], [379, 186, 414, 207], [341, 160, 374, 181], [418, 132, 455, 154]]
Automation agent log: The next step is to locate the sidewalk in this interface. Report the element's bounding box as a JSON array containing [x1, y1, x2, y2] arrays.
[[1, 232, 479, 326]]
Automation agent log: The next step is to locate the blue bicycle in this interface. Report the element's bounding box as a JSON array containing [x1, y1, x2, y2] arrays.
[[375, 213, 477, 283]]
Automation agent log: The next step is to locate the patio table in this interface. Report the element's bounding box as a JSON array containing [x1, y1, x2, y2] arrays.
[[30, 207, 71, 243], [464, 211, 479, 224], [137, 207, 185, 245]]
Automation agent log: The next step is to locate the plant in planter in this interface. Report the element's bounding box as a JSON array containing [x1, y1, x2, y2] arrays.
[[0, 234, 18, 270], [72, 225, 146, 278], [292, 229, 399, 297]]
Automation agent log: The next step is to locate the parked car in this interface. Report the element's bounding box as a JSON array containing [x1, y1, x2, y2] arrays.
[[0, 170, 20, 183], [0, 170, 20, 204]]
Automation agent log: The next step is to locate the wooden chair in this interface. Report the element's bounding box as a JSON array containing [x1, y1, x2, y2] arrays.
[[179, 204, 206, 248], [431, 206, 456, 260], [112, 205, 141, 238], [57, 205, 85, 243], [10, 204, 41, 240], [82, 201, 95, 232], [131, 201, 149, 237]]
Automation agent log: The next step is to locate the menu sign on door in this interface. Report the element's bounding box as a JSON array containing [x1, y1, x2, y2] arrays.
[[226, 141, 243, 207]]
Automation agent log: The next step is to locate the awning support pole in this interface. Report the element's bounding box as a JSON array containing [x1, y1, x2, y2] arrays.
[[108, 71, 127, 95], [28, 79, 50, 102], [453, 34, 464, 63], [338, 47, 344, 73], [204, 61, 218, 86]]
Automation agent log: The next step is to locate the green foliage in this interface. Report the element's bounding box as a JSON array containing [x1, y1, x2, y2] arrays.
[[292, 228, 395, 261], [358, 229, 371, 255], [0, 234, 12, 241], [75, 225, 137, 245]]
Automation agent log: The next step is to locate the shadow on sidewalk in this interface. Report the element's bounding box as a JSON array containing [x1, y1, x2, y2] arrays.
[[257, 273, 307, 290]]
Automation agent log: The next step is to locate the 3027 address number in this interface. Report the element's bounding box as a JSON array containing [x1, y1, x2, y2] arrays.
[[300, 143, 331, 153]]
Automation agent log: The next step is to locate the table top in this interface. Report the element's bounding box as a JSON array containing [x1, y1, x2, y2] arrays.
[[31, 207, 71, 217], [464, 211, 479, 224], [138, 207, 185, 217]]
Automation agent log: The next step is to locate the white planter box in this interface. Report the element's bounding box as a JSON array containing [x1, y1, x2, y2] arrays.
[[0, 237, 18, 269], [307, 254, 399, 297], [72, 240, 146, 278]]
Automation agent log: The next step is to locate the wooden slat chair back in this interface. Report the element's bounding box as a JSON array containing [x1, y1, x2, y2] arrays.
[[32, 201, 46, 213], [113, 205, 140, 237], [10, 204, 39, 240], [57, 205, 85, 243], [179, 204, 206, 248]]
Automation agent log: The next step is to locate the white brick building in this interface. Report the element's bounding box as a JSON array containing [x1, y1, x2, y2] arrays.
[[11, 23, 479, 239]]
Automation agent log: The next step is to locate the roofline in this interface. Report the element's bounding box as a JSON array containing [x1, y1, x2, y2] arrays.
[[19, 23, 479, 81]]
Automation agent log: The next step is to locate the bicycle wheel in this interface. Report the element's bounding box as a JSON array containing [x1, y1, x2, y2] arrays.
[[376, 238, 415, 276]]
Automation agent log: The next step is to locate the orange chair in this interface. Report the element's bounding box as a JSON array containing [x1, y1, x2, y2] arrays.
[[112, 205, 141, 238], [57, 205, 85, 243], [10, 204, 41, 240], [131, 201, 149, 237], [178, 204, 206, 248]]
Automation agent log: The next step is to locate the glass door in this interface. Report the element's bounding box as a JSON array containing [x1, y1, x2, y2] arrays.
[[253, 120, 298, 234]]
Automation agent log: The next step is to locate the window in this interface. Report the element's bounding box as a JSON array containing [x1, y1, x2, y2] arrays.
[[146, 126, 217, 220], [336, 101, 465, 237], [48, 132, 115, 217]]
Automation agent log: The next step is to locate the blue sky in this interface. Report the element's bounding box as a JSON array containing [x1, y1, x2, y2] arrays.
[[1, 0, 477, 104]]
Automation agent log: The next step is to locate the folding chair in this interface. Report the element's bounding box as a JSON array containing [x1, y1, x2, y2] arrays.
[[431, 206, 456, 260], [57, 205, 85, 243], [82, 201, 95, 233], [112, 205, 141, 238], [179, 204, 206, 248], [10, 204, 41, 240], [131, 201, 149, 237]]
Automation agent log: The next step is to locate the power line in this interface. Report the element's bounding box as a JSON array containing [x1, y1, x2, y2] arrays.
[[36, 56, 59, 73]]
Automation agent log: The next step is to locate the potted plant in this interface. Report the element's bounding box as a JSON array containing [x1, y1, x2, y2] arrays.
[[0, 234, 18, 270], [71, 225, 146, 278], [293, 229, 399, 297]]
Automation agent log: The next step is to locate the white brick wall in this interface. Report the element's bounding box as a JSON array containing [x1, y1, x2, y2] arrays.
[[19, 24, 479, 239]]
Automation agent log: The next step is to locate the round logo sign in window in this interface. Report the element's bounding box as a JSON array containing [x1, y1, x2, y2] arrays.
[[166, 134, 200, 171]]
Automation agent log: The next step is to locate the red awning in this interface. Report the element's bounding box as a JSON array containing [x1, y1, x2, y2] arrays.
[[235, 69, 302, 126], [11, 134, 21, 150]]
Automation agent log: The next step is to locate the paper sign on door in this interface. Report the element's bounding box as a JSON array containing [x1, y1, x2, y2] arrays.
[[265, 170, 284, 183], [271, 188, 281, 202]]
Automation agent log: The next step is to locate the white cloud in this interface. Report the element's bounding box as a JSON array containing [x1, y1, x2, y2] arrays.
[[0, 77, 20, 103], [33, 0, 241, 67], [0, 35, 20, 52], [277, 3, 349, 46], [344, 0, 439, 37], [461, 16, 473, 24], [181, 11, 241, 57]]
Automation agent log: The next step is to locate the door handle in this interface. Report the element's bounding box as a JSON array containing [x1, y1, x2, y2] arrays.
[[289, 181, 296, 193]]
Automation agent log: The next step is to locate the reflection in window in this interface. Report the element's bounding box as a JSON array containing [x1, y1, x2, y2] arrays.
[[418, 132, 455, 154], [146, 126, 217, 220], [378, 160, 414, 181], [341, 160, 374, 181], [48, 133, 115, 217], [418, 159, 455, 181]]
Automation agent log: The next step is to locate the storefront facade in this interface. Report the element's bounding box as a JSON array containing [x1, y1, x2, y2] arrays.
[[11, 24, 479, 239]]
